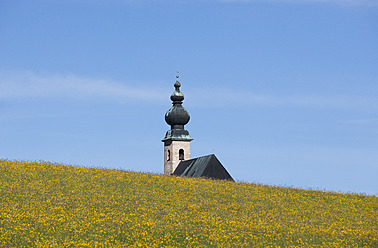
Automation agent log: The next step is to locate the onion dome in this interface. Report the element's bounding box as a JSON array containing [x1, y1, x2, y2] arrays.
[[170, 81, 184, 103], [162, 73, 193, 142]]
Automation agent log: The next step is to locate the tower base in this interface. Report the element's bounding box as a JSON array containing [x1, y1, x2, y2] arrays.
[[164, 140, 191, 175]]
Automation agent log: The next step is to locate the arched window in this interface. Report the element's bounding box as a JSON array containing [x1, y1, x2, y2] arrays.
[[179, 149, 184, 160], [167, 150, 171, 161]]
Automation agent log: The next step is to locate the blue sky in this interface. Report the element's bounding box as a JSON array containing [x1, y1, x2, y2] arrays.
[[1, 0, 377, 195]]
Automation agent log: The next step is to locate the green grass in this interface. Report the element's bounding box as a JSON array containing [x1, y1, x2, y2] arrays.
[[0, 160, 377, 247]]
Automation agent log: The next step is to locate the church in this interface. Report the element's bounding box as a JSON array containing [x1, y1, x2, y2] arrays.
[[162, 74, 234, 181]]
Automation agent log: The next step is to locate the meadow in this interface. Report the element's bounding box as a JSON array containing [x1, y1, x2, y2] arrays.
[[0, 160, 377, 247]]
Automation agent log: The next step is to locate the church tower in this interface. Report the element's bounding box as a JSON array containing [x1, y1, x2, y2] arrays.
[[162, 73, 193, 175]]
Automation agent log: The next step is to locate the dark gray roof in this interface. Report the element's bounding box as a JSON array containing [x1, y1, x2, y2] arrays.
[[173, 154, 234, 181]]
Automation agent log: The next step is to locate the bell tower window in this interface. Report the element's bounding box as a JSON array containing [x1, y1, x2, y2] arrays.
[[167, 150, 171, 161], [179, 149, 184, 160]]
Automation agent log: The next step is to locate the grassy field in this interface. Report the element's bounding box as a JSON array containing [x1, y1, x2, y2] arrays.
[[0, 160, 377, 247]]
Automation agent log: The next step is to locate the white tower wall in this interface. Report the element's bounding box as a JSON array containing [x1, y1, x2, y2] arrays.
[[164, 141, 191, 175]]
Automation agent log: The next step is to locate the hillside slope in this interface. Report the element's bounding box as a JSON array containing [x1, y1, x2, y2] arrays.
[[0, 160, 377, 247]]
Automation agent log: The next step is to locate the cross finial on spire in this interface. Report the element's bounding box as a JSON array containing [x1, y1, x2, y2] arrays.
[[176, 70, 179, 81]]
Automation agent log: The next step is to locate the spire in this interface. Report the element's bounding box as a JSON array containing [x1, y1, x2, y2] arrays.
[[175, 70, 181, 87], [162, 73, 193, 141], [170, 71, 184, 103]]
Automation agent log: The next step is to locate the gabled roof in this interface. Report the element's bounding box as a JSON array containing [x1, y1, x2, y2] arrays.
[[173, 154, 234, 181]]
